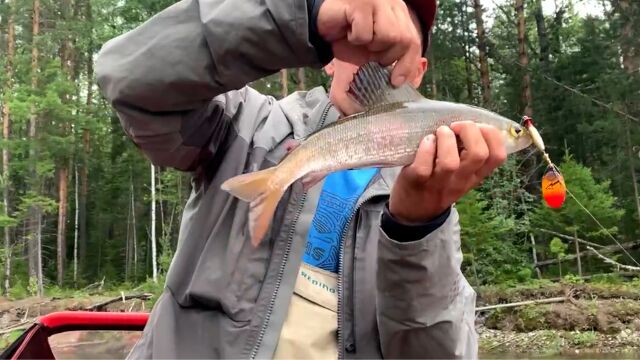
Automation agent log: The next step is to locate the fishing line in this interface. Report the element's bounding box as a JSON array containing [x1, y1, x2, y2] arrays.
[[565, 186, 640, 267], [507, 59, 640, 124], [516, 148, 545, 173], [538, 151, 640, 267]]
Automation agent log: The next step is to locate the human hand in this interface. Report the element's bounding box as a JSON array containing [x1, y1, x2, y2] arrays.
[[388, 122, 508, 224], [317, 0, 423, 87]]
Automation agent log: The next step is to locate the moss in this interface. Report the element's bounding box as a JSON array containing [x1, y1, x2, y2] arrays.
[[517, 305, 548, 331]]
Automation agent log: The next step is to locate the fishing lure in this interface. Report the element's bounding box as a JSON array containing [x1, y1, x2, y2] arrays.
[[522, 116, 566, 209]]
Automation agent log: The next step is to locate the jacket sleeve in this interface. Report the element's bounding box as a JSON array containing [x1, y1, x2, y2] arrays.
[[376, 206, 479, 359], [95, 0, 328, 171]]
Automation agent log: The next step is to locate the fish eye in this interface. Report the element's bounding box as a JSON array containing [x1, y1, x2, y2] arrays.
[[510, 125, 523, 138]]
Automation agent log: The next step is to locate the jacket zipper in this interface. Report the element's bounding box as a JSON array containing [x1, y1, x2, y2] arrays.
[[337, 174, 385, 359], [250, 192, 307, 359], [249, 100, 332, 359], [317, 101, 332, 129]]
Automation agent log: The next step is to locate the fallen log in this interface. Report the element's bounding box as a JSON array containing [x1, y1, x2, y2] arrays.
[[587, 246, 640, 272], [548, 271, 638, 281], [0, 321, 33, 335], [476, 297, 567, 312], [84, 293, 153, 312], [535, 241, 640, 267], [537, 228, 605, 249]]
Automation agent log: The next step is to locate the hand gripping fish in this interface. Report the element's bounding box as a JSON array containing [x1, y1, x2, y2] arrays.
[[222, 62, 534, 246]]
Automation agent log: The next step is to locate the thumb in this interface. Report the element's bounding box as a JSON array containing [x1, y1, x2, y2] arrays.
[[404, 134, 436, 183]]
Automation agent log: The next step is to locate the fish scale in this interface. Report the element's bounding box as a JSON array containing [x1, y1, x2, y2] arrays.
[[221, 62, 534, 246]]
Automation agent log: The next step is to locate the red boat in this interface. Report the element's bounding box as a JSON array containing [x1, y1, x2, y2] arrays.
[[1, 311, 148, 359]]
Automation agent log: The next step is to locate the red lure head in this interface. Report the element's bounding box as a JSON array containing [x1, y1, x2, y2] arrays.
[[542, 166, 566, 208], [522, 116, 535, 129]]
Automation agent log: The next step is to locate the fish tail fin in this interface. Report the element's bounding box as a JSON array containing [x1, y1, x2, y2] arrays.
[[221, 167, 286, 246]]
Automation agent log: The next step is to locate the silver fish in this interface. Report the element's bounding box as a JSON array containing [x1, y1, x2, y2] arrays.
[[221, 62, 533, 246]]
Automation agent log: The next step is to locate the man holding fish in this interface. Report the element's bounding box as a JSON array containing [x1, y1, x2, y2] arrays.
[[96, 0, 531, 358]]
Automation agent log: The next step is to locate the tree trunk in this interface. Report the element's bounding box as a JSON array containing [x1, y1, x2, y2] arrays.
[[79, 0, 93, 273], [132, 178, 137, 280], [280, 69, 289, 98], [28, 0, 43, 297], [35, 211, 43, 296], [473, 0, 492, 106], [157, 169, 164, 243], [297, 68, 306, 91], [617, 0, 640, 226], [533, 0, 550, 65], [1, 0, 15, 296], [430, 54, 437, 98], [79, 130, 89, 271], [458, 2, 474, 102], [125, 172, 134, 282], [56, 0, 75, 286], [56, 167, 68, 286], [624, 120, 640, 227], [617, 0, 639, 72], [150, 164, 157, 283], [73, 165, 78, 285], [515, 0, 533, 117]]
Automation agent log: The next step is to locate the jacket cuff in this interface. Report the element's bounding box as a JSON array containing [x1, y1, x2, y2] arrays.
[[307, 0, 333, 65], [380, 202, 451, 242]]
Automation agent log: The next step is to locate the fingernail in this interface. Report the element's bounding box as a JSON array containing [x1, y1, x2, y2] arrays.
[[425, 134, 435, 143]]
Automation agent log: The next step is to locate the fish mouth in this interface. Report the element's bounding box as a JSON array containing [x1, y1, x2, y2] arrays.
[[514, 136, 534, 152], [505, 129, 534, 154]]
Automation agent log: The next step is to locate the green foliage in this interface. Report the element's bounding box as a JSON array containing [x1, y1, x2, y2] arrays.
[[590, 273, 625, 285], [562, 274, 585, 285], [518, 305, 547, 331], [532, 154, 625, 246], [44, 286, 86, 299], [8, 279, 28, 300], [549, 237, 568, 258], [457, 188, 530, 285], [570, 331, 598, 347]]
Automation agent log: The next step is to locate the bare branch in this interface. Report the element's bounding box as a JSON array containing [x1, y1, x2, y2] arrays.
[[587, 246, 640, 272], [476, 297, 567, 312], [537, 228, 605, 248]]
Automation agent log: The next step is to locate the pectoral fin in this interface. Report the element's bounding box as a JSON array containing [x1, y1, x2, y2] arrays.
[[347, 62, 424, 110]]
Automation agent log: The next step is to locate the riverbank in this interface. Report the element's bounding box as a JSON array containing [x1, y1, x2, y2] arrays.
[[479, 326, 640, 358], [2, 279, 640, 357], [477, 279, 640, 358]]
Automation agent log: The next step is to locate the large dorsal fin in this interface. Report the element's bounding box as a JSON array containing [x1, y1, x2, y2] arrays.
[[347, 62, 424, 109]]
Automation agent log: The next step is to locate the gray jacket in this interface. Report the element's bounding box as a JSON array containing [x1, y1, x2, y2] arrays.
[[95, 0, 478, 358]]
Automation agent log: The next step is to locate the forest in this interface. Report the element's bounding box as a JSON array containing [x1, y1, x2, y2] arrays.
[[0, 0, 639, 356]]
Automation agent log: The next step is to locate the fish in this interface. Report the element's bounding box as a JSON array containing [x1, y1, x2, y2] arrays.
[[221, 62, 534, 246]]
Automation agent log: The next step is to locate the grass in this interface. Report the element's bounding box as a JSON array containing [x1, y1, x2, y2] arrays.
[[0, 330, 24, 351], [570, 330, 598, 347]]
